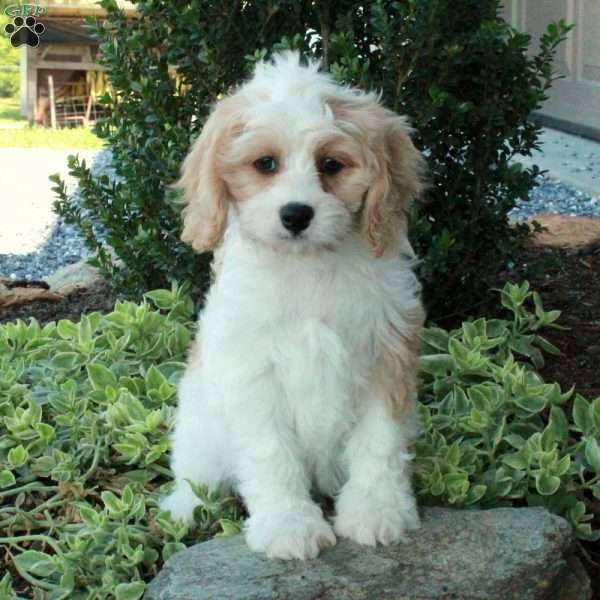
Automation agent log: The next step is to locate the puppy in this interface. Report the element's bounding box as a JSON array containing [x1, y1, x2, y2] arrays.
[[161, 52, 426, 560]]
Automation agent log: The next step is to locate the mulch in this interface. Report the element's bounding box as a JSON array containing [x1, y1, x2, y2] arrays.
[[497, 243, 600, 400], [0, 281, 118, 325]]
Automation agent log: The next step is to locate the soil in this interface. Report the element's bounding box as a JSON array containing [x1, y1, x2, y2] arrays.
[[0, 281, 119, 325], [496, 243, 600, 400]]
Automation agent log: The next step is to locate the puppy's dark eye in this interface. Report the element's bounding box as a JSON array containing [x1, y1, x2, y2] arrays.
[[319, 157, 344, 176], [254, 156, 277, 174]]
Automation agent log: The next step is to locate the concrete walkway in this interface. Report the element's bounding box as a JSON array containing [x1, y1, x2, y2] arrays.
[[0, 148, 99, 255], [515, 128, 600, 197]]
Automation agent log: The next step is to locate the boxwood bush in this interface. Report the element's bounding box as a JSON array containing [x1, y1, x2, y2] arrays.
[[53, 0, 570, 320], [0, 282, 598, 597]]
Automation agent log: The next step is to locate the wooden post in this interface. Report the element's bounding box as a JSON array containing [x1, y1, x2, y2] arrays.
[[24, 46, 37, 122], [48, 75, 57, 129], [84, 94, 93, 126]]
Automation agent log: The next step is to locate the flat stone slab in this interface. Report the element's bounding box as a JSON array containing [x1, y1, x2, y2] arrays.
[[45, 259, 101, 294], [527, 214, 600, 248], [145, 507, 591, 600]]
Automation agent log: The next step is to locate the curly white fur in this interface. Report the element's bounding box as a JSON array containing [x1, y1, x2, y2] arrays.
[[161, 52, 425, 561]]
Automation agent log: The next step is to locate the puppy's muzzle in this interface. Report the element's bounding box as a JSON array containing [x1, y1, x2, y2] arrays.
[[279, 203, 314, 235]]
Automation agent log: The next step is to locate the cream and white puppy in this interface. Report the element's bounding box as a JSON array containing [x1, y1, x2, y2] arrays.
[[161, 52, 426, 561]]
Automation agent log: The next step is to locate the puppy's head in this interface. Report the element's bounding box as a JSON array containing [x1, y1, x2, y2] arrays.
[[176, 52, 424, 256]]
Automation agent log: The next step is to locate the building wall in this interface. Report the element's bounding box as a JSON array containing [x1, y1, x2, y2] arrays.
[[502, 0, 600, 140]]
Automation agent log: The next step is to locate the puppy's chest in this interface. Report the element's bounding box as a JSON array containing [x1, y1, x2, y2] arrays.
[[209, 249, 411, 391], [245, 263, 379, 399], [207, 255, 406, 447], [260, 265, 378, 357]]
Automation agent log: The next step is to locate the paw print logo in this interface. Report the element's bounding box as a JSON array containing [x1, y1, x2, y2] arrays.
[[4, 16, 45, 48]]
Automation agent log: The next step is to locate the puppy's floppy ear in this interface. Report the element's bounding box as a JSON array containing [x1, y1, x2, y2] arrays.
[[362, 110, 425, 257], [330, 95, 425, 257], [175, 97, 241, 253]]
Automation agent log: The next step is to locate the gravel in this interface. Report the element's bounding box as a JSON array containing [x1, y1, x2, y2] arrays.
[[509, 175, 600, 221], [0, 221, 91, 282], [1, 149, 598, 283]]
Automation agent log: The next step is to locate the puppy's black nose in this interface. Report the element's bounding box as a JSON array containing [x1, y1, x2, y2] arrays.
[[279, 203, 314, 235]]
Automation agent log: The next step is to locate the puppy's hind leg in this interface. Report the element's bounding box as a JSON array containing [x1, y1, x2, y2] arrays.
[[160, 374, 231, 527]]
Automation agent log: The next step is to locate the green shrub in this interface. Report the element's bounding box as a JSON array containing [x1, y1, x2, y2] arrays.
[[0, 70, 18, 98], [53, 0, 569, 319], [0, 282, 598, 597]]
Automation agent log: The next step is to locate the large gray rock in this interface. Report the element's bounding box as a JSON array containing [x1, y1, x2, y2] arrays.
[[145, 507, 591, 600]]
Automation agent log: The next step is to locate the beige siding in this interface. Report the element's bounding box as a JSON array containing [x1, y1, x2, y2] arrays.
[[503, 0, 600, 139]]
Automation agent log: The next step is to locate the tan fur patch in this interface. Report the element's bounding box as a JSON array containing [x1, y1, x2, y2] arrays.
[[327, 95, 426, 257], [373, 305, 425, 419], [185, 339, 202, 375], [222, 162, 279, 203], [174, 96, 245, 253], [313, 135, 370, 213]]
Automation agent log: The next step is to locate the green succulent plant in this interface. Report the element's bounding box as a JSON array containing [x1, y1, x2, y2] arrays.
[[0, 282, 597, 598]]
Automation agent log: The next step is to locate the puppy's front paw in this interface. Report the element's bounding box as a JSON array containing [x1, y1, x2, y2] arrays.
[[334, 487, 419, 546], [159, 484, 200, 528], [245, 504, 336, 560]]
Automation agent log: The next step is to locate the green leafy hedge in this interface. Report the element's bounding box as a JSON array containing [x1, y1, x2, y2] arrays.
[[53, 0, 571, 320], [1, 283, 598, 598]]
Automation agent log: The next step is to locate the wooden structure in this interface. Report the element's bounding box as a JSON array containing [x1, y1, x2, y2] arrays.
[[19, 1, 136, 126]]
